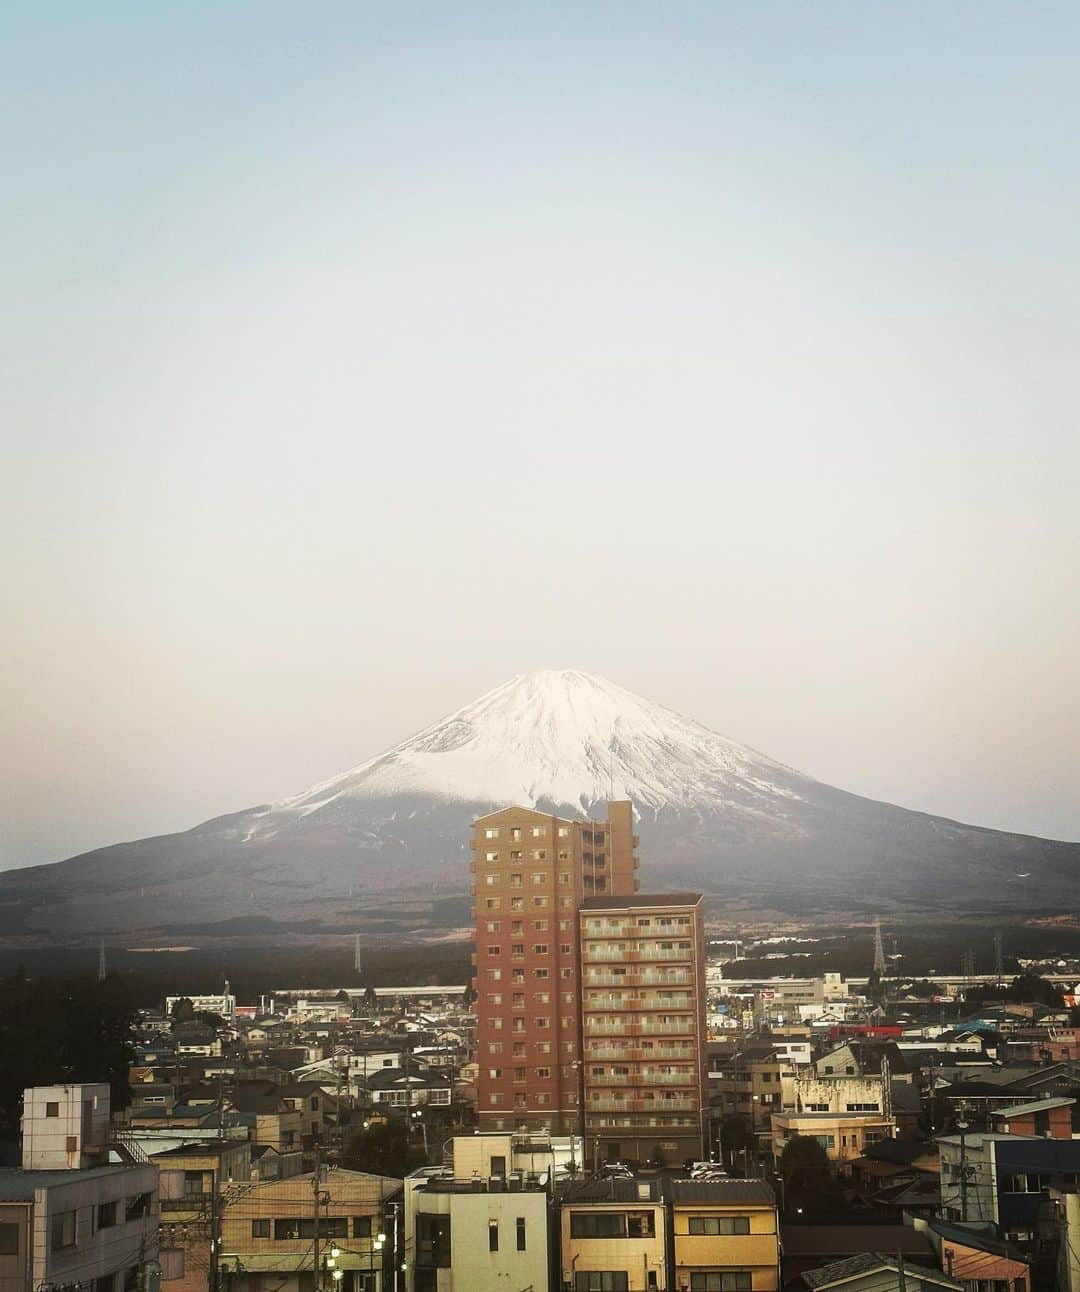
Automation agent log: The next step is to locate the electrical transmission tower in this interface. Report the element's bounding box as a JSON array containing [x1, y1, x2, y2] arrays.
[[97, 939, 107, 983], [994, 931, 1004, 983], [353, 933, 362, 976], [873, 916, 887, 977], [961, 949, 976, 979]]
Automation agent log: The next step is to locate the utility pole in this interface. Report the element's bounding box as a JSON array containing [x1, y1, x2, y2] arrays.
[[994, 932, 1004, 985], [957, 1103, 970, 1223], [897, 1251, 908, 1292], [312, 1147, 323, 1292]]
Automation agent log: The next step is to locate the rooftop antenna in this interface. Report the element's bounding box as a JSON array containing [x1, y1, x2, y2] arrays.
[[97, 939, 107, 983]]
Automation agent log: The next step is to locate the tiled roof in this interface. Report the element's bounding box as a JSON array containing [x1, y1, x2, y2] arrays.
[[671, 1178, 775, 1205], [802, 1252, 962, 1291], [561, 1178, 661, 1203]]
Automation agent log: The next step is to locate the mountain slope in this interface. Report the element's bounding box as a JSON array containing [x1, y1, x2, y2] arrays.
[[1, 669, 1076, 939]]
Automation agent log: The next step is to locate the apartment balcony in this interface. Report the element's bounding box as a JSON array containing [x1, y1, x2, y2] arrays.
[[585, 996, 694, 1012], [584, 1020, 696, 1038], [584, 971, 692, 988], [587, 1097, 697, 1114]]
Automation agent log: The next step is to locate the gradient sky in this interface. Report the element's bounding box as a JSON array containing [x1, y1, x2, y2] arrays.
[[3, 2, 1078, 870]]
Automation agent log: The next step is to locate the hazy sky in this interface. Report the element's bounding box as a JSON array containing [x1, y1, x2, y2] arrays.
[[3, 2, 1079, 870]]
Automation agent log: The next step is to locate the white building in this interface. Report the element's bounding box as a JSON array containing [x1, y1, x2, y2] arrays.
[[164, 992, 236, 1022], [0, 1085, 160, 1292], [404, 1136, 550, 1292]]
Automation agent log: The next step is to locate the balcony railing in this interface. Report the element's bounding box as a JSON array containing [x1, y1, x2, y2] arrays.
[[588, 1098, 697, 1114]]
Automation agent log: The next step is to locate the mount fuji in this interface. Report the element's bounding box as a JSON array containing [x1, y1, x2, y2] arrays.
[[2, 669, 1076, 939]]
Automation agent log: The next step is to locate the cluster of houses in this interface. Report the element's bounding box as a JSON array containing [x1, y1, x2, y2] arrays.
[[7, 970, 1080, 1292]]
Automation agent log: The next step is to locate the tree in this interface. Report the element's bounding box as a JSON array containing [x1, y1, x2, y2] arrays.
[[718, 1113, 754, 1160], [341, 1118, 426, 1178], [169, 996, 195, 1022], [1007, 974, 1063, 1008], [778, 1134, 844, 1218], [0, 972, 135, 1140]]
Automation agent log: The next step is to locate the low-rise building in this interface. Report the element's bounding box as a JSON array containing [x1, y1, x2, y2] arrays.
[[0, 1085, 159, 1292], [560, 1178, 667, 1292], [670, 1178, 779, 1292], [217, 1168, 400, 1292], [405, 1136, 549, 1292], [771, 1111, 895, 1174]]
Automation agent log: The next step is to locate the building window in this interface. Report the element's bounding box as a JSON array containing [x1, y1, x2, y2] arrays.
[[534, 944, 549, 955], [570, 1212, 655, 1238], [516, 1217, 526, 1251], [575, 1277, 629, 1292], [486, 921, 500, 933], [510, 828, 522, 841], [251, 1220, 270, 1238], [688, 1216, 750, 1235], [489, 1043, 503, 1054], [690, 1277, 752, 1292], [51, 1212, 77, 1251], [0, 1225, 19, 1255], [353, 1217, 372, 1238], [416, 1214, 452, 1268], [486, 851, 499, 862], [489, 1220, 499, 1251], [97, 1202, 118, 1230], [536, 1067, 551, 1079]]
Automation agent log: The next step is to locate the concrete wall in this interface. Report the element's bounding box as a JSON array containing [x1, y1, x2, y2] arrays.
[[22, 1084, 111, 1170], [33, 1164, 159, 1292]]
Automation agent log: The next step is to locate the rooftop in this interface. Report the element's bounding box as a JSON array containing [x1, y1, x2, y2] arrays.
[[580, 892, 702, 911], [993, 1096, 1075, 1117], [670, 1178, 775, 1206], [0, 1165, 136, 1200], [150, 1139, 248, 1159], [802, 1252, 962, 1291], [562, 1178, 662, 1204]]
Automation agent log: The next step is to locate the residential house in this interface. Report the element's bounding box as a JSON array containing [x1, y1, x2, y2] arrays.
[[797, 1253, 964, 1292], [217, 1168, 400, 1292], [153, 1139, 251, 1292], [560, 1178, 667, 1292], [670, 1178, 779, 1292]]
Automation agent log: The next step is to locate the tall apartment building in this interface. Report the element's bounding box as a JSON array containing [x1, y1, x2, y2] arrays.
[[579, 893, 707, 1165], [471, 802, 639, 1135]]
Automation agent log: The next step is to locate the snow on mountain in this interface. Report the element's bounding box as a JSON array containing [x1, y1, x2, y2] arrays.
[[265, 669, 806, 828]]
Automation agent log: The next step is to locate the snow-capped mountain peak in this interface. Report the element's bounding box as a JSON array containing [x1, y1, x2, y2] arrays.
[[271, 668, 804, 822]]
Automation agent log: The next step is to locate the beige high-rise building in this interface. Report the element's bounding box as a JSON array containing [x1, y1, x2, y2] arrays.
[[471, 802, 639, 1134], [579, 893, 707, 1166]]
